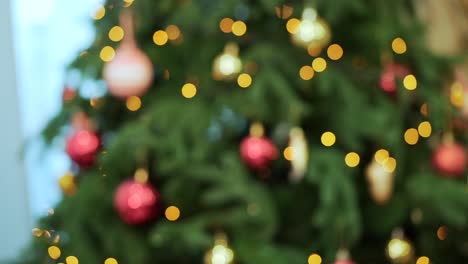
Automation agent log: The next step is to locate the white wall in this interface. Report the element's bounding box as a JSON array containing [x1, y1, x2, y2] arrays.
[[0, 0, 31, 260]]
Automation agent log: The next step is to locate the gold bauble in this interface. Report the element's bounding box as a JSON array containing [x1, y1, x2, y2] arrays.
[[213, 43, 242, 81], [59, 172, 77, 196], [365, 158, 394, 204], [204, 233, 234, 264], [291, 8, 331, 50], [386, 230, 414, 264]]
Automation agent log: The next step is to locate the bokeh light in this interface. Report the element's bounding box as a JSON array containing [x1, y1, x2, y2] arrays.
[[32, 228, 43, 237], [100, 46, 115, 62], [404, 128, 419, 145], [345, 152, 360, 167], [327, 44, 343, 60], [307, 46, 322, 57], [126, 96, 142, 111], [104, 258, 118, 264], [109, 26, 124, 42], [450, 81, 464, 107], [403, 74, 417, 90], [220, 18, 234, 33], [437, 226, 448, 240], [375, 149, 390, 164], [321, 132, 336, 147], [284, 146, 293, 161], [383, 157, 397, 173], [237, 73, 252, 88], [134, 168, 149, 183], [286, 18, 301, 34], [48, 246, 61, 260], [93, 5, 106, 20], [275, 5, 294, 19], [153, 30, 168, 46], [420, 103, 428, 116], [66, 256, 79, 264], [392, 37, 407, 54], [416, 256, 430, 264], [312, 57, 327, 72], [299, 65, 314, 80], [232, 21, 247, 36], [165, 206, 181, 221], [308, 253, 322, 264], [181, 83, 197, 98], [166, 25, 181, 40], [418, 121, 432, 138]]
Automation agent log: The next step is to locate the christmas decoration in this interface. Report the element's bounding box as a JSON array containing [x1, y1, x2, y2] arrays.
[[114, 179, 160, 225], [379, 63, 411, 95], [204, 233, 234, 264], [386, 229, 414, 264], [212, 42, 242, 80], [62, 86, 77, 102], [365, 158, 395, 204], [58, 172, 77, 196], [65, 130, 100, 167], [290, 7, 331, 50], [71, 111, 94, 131], [432, 136, 467, 177], [103, 11, 154, 98], [288, 127, 308, 182], [333, 249, 356, 264], [240, 123, 278, 170]]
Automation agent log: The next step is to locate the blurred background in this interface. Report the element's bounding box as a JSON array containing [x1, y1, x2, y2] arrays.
[[1, 0, 102, 260]]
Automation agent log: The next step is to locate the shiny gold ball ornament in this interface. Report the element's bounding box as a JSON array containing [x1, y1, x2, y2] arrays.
[[365, 156, 395, 204], [59, 172, 77, 196], [386, 229, 415, 264], [204, 233, 234, 264], [290, 7, 331, 50], [212, 43, 242, 80]]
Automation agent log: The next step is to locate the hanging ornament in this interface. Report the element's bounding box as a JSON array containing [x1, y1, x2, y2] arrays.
[[114, 178, 160, 225], [290, 7, 331, 50], [379, 63, 411, 95], [58, 172, 77, 196], [204, 233, 235, 264], [240, 122, 278, 170], [212, 42, 242, 80], [288, 127, 308, 182], [365, 156, 395, 204], [71, 111, 95, 131], [62, 85, 77, 102], [386, 229, 415, 264], [333, 249, 356, 264], [103, 11, 154, 98], [432, 134, 467, 177], [65, 130, 100, 167]]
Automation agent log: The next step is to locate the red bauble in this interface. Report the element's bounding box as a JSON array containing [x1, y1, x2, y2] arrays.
[[432, 142, 467, 177], [65, 130, 100, 167], [240, 136, 278, 170], [63, 86, 77, 102], [114, 179, 160, 225], [379, 63, 411, 95]]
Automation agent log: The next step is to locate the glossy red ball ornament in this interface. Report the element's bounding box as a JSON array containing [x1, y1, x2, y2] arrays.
[[65, 130, 100, 167], [114, 179, 160, 225], [432, 142, 467, 177], [379, 63, 411, 95], [240, 136, 279, 170]]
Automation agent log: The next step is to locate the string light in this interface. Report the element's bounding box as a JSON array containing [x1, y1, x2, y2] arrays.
[[392, 37, 407, 54], [165, 206, 181, 221], [232, 21, 247, 36], [416, 256, 430, 264], [312, 57, 327, 72], [48, 246, 61, 260], [383, 157, 397, 173], [66, 256, 79, 264], [299, 65, 314, 80], [104, 258, 118, 264], [126, 96, 142, 111], [403, 74, 417, 90], [321, 132, 336, 147], [375, 149, 390, 164], [345, 152, 360, 167], [418, 121, 432, 138], [220, 18, 234, 33], [308, 253, 322, 264], [327, 44, 343, 60], [283, 146, 293, 161], [286, 18, 301, 34], [109, 26, 124, 42], [153, 30, 168, 46], [237, 73, 252, 88], [100, 46, 115, 62], [404, 128, 419, 145], [181, 83, 197, 98], [93, 5, 106, 20]]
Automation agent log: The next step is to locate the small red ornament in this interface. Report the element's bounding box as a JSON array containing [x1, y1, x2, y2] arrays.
[[432, 141, 467, 177], [240, 136, 278, 170], [379, 63, 410, 95], [63, 86, 77, 102], [114, 179, 160, 225], [65, 130, 100, 167]]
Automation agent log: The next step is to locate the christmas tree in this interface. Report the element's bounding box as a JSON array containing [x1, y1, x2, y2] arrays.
[[18, 0, 468, 263]]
